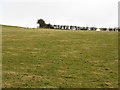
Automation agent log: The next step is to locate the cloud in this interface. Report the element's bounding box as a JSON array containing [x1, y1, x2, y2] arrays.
[[1, 0, 119, 28]]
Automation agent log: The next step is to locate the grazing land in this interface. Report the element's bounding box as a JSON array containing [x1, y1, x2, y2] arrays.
[[2, 25, 118, 88]]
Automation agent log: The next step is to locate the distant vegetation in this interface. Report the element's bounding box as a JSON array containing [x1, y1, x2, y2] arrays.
[[37, 19, 53, 29], [37, 19, 120, 31]]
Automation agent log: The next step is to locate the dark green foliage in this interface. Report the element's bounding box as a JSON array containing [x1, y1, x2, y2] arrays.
[[70, 26, 73, 30], [81, 27, 88, 30], [62, 25, 65, 30], [36, 19, 118, 31], [37, 19, 53, 29], [58, 25, 60, 29], [66, 25, 69, 30], [99, 28, 107, 31], [90, 27, 97, 31], [37, 19, 46, 28], [53, 25, 57, 29], [108, 28, 113, 31], [46, 23, 54, 29], [117, 28, 120, 31]]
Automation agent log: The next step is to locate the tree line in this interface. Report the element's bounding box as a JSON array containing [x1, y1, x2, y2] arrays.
[[37, 19, 120, 31]]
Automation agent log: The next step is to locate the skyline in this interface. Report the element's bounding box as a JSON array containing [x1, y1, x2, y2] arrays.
[[1, 0, 119, 28]]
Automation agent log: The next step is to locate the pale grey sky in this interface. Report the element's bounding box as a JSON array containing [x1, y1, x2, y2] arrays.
[[1, 0, 119, 28]]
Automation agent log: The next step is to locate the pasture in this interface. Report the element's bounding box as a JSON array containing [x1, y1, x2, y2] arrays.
[[2, 25, 118, 88]]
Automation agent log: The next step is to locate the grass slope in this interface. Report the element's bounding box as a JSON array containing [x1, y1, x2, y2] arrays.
[[2, 25, 118, 88]]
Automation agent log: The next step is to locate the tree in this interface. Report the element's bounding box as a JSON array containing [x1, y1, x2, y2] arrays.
[[46, 23, 53, 29], [58, 25, 60, 29], [53, 25, 57, 29], [117, 27, 120, 31], [66, 25, 69, 30], [74, 26, 77, 30], [77, 26, 80, 30], [70, 26, 73, 30], [37, 19, 46, 28], [81, 27, 85, 30], [90, 27, 97, 31], [63, 25, 66, 30], [100, 28, 107, 31]]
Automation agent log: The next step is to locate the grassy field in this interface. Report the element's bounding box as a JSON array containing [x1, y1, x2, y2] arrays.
[[2, 25, 118, 88]]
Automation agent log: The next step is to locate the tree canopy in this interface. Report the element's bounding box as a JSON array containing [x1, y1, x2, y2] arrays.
[[37, 19, 46, 28]]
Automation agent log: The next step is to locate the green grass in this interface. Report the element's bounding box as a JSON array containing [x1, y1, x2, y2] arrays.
[[2, 25, 118, 88]]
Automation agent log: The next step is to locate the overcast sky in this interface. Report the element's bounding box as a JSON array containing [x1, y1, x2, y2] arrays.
[[1, 0, 119, 28]]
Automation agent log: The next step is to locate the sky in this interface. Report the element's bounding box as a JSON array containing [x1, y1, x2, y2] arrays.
[[0, 0, 119, 28]]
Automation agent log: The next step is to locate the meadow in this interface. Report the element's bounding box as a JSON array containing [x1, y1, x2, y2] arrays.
[[2, 25, 118, 88]]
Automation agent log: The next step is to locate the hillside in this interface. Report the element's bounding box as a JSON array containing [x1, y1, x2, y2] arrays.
[[2, 25, 118, 88]]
